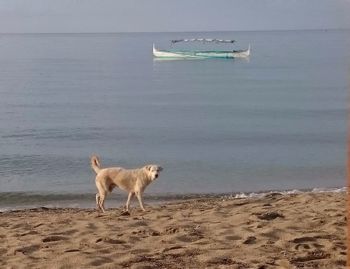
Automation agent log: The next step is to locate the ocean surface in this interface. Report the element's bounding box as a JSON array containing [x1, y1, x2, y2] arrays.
[[0, 30, 349, 209]]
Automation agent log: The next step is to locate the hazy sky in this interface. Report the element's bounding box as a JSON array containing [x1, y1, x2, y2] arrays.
[[0, 0, 349, 33]]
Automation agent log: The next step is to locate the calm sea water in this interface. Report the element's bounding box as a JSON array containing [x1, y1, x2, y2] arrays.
[[0, 30, 349, 207]]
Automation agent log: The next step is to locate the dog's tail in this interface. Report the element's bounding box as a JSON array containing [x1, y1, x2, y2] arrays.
[[91, 155, 102, 174]]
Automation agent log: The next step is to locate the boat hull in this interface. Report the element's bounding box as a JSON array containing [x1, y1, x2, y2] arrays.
[[153, 44, 250, 59]]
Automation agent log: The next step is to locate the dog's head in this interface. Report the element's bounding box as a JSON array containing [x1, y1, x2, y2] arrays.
[[144, 165, 163, 181]]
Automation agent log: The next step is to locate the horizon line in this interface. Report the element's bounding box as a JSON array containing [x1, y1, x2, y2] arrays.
[[0, 27, 349, 35]]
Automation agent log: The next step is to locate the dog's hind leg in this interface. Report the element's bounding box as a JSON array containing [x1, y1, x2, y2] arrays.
[[95, 180, 107, 213], [135, 191, 146, 211], [96, 193, 102, 211], [126, 192, 134, 212], [98, 194, 106, 213]]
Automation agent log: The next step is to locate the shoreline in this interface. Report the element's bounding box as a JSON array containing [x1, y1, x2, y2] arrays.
[[0, 186, 346, 212], [0, 191, 346, 268]]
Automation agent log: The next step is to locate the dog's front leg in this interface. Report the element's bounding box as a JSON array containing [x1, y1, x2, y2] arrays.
[[126, 192, 134, 211], [135, 191, 146, 211]]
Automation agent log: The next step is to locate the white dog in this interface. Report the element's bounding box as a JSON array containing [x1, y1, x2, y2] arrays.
[[91, 155, 162, 213]]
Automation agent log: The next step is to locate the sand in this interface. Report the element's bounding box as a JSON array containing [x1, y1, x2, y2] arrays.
[[0, 191, 346, 269]]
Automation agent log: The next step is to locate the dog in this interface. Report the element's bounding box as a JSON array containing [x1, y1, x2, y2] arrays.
[[91, 155, 163, 213]]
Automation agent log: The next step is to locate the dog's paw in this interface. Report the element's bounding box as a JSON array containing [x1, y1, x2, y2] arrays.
[[120, 210, 130, 216]]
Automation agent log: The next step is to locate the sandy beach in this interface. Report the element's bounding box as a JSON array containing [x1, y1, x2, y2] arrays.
[[0, 191, 346, 269]]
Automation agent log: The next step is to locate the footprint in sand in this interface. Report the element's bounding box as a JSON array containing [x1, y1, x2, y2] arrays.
[[255, 211, 285, 220], [333, 241, 346, 251], [64, 249, 80, 253], [206, 256, 234, 265], [14, 244, 41, 255], [20, 230, 39, 236], [225, 235, 242, 241], [291, 236, 322, 251], [164, 226, 179, 234], [243, 236, 257, 244], [95, 237, 126, 244], [175, 234, 197, 243], [290, 250, 330, 263], [295, 243, 311, 250], [86, 223, 97, 230], [291, 236, 316, 243], [42, 235, 68, 243], [312, 243, 325, 249], [129, 221, 148, 227]]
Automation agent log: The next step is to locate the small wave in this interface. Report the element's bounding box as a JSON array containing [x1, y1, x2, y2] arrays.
[[221, 187, 346, 200], [311, 187, 347, 193]]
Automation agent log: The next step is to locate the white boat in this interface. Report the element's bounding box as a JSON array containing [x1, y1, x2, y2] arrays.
[[153, 38, 250, 59]]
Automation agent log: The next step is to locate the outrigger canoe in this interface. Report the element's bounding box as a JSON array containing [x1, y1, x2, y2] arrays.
[[153, 38, 250, 59]]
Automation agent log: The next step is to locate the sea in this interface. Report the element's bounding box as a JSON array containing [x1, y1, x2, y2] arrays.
[[0, 29, 349, 210]]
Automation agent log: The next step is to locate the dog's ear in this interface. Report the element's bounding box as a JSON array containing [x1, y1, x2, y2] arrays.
[[144, 165, 152, 171], [158, 166, 163, 171]]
